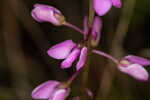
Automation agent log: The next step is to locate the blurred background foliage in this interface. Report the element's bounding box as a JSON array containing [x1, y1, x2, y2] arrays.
[[0, 0, 150, 100]]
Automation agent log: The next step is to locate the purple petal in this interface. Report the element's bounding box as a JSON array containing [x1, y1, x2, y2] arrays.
[[61, 48, 81, 69], [50, 89, 70, 100], [31, 9, 43, 22], [83, 16, 88, 39], [76, 47, 87, 71], [112, 0, 122, 8], [31, 4, 65, 26], [119, 64, 149, 81], [32, 81, 60, 99], [94, 0, 112, 16], [47, 40, 76, 59], [91, 16, 102, 47], [125, 55, 150, 66]]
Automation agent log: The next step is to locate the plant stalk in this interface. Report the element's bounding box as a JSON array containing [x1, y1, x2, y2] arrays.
[[81, 0, 95, 99]]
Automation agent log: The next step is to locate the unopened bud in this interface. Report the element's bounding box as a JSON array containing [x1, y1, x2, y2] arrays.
[[31, 4, 65, 26]]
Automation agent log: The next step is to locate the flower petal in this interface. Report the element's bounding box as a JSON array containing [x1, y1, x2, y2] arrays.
[[91, 16, 102, 47], [47, 40, 76, 59], [50, 89, 70, 100], [32, 81, 60, 99], [125, 55, 150, 66], [112, 0, 122, 8], [94, 0, 112, 16], [76, 47, 87, 71], [119, 64, 149, 81], [61, 48, 81, 69]]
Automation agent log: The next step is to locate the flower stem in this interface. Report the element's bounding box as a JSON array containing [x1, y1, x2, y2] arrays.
[[92, 49, 119, 64], [81, 34, 92, 100], [63, 21, 84, 34], [81, 0, 95, 99], [66, 67, 83, 85]]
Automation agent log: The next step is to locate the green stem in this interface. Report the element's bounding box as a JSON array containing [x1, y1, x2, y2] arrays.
[[81, 0, 95, 99], [88, 0, 95, 27]]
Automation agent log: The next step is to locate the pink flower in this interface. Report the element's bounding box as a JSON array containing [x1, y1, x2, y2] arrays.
[[94, 0, 122, 16], [32, 80, 70, 100], [119, 55, 150, 81], [31, 4, 65, 26], [47, 40, 87, 71]]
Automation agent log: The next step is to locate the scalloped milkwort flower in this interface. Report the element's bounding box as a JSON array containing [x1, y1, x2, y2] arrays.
[[47, 16, 102, 71], [32, 66, 83, 100], [31, 3, 85, 34], [31, 3, 65, 26], [32, 80, 70, 100], [94, 0, 122, 16], [92, 50, 150, 82], [31, 3, 103, 99], [47, 40, 87, 71], [119, 55, 150, 81]]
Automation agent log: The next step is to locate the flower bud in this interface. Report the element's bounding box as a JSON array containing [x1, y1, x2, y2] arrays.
[[32, 80, 70, 100], [91, 16, 102, 47], [31, 4, 65, 26]]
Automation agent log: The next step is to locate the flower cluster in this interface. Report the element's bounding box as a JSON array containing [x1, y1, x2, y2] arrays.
[[47, 40, 87, 71], [31, 1, 150, 100]]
